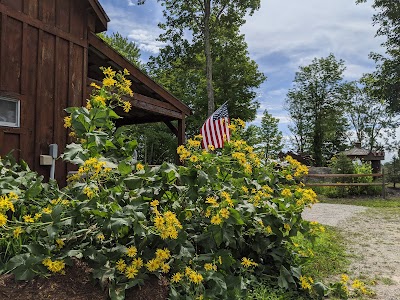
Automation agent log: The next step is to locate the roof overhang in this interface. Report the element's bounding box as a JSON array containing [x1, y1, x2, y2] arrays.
[[87, 32, 192, 124], [87, 0, 110, 33]]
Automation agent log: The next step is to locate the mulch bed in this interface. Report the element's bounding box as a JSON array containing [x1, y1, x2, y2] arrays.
[[0, 260, 169, 300]]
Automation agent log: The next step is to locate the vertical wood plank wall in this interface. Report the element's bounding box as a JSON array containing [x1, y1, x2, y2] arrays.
[[0, 0, 88, 183]]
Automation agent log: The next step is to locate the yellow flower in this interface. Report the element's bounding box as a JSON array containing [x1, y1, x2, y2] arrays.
[[23, 215, 35, 223], [341, 274, 349, 283], [8, 192, 18, 200], [211, 214, 222, 225], [123, 101, 132, 112], [136, 163, 144, 171], [83, 186, 94, 199], [161, 263, 170, 273], [285, 174, 293, 181], [34, 213, 42, 221], [42, 258, 65, 274], [96, 233, 105, 241], [43, 207, 52, 214], [189, 155, 198, 163], [56, 239, 64, 249], [90, 82, 101, 89], [150, 200, 159, 207], [284, 223, 291, 231], [116, 259, 126, 272], [205, 196, 218, 207], [281, 189, 292, 197], [123, 68, 130, 75], [103, 77, 116, 87], [63, 116, 72, 128], [241, 257, 258, 268], [300, 275, 312, 290], [187, 139, 201, 148], [13, 227, 23, 238], [93, 95, 106, 106], [0, 214, 7, 226], [241, 186, 249, 193], [220, 208, 230, 219], [126, 246, 138, 258], [265, 225, 273, 235], [146, 259, 160, 272], [171, 272, 183, 283], [103, 67, 116, 77], [204, 263, 217, 271], [208, 145, 215, 151], [125, 265, 139, 279], [155, 248, 171, 261], [132, 257, 143, 269]]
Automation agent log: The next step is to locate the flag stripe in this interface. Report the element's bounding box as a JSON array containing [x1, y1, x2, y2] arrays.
[[200, 103, 231, 150]]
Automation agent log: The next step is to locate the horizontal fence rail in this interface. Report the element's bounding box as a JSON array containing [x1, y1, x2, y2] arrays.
[[304, 173, 386, 198]]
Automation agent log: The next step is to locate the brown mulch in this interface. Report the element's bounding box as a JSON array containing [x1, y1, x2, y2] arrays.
[[0, 260, 169, 300]]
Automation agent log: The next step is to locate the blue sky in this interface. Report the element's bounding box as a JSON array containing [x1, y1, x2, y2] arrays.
[[98, 0, 383, 142]]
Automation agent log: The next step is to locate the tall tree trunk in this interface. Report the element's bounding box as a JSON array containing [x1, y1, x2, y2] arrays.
[[313, 119, 323, 167], [204, 0, 215, 116]]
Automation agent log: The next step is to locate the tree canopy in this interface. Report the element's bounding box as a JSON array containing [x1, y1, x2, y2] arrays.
[[148, 2, 266, 135], [356, 0, 400, 111], [286, 54, 351, 166]]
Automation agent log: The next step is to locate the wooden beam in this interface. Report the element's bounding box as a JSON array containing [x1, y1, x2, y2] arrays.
[[306, 173, 383, 178], [164, 121, 178, 137], [178, 117, 185, 146], [88, 32, 191, 116]]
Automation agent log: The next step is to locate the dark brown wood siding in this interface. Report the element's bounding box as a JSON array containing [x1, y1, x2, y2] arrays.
[[0, 0, 88, 183]]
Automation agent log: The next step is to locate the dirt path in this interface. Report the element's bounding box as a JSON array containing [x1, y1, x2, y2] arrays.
[[303, 203, 400, 300]]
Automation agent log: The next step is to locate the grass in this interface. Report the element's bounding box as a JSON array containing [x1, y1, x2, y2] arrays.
[[247, 227, 349, 300]]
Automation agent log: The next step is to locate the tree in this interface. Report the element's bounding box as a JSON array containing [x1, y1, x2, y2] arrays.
[[385, 153, 400, 188], [149, 14, 265, 135], [346, 76, 399, 151], [286, 54, 351, 166], [148, 0, 262, 116], [98, 32, 143, 68], [258, 110, 283, 160], [356, 0, 400, 111]]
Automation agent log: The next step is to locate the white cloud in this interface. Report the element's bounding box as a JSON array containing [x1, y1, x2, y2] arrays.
[[128, 29, 165, 54]]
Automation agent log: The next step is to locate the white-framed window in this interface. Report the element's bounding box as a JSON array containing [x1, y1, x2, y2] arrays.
[[0, 96, 20, 128]]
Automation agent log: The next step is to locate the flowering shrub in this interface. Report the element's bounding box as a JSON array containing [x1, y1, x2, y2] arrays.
[[0, 68, 321, 300]]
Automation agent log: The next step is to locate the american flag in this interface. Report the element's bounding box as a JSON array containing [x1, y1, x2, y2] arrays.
[[200, 102, 230, 151]]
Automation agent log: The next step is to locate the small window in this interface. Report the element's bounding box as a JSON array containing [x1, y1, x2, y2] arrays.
[[0, 96, 20, 128]]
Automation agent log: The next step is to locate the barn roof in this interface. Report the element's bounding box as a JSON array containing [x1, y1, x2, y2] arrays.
[[87, 0, 110, 33], [87, 32, 192, 124]]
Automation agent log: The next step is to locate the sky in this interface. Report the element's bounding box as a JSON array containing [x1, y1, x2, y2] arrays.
[[98, 0, 384, 146]]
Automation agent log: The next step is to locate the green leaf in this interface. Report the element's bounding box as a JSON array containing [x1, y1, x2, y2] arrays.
[[124, 176, 142, 189], [118, 161, 132, 175], [229, 208, 244, 225]]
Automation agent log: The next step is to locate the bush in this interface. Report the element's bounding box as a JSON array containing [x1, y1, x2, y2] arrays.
[[0, 67, 322, 300]]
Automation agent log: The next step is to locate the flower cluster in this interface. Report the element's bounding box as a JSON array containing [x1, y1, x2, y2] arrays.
[[241, 257, 258, 268], [299, 275, 314, 290], [0, 193, 16, 226], [285, 155, 309, 177], [151, 201, 182, 239], [146, 248, 171, 273], [42, 258, 66, 274], [68, 157, 111, 183]]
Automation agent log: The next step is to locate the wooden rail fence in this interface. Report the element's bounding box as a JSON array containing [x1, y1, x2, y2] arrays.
[[304, 173, 386, 198]]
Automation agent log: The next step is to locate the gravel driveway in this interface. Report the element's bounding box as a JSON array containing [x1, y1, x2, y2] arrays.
[[303, 203, 400, 300]]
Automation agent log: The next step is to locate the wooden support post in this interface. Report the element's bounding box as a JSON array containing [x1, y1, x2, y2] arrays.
[[178, 117, 185, 146], [382, 168, 386, 199]]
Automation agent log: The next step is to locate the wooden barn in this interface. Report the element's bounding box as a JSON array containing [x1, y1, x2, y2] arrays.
[[0, 0, 191, 183]]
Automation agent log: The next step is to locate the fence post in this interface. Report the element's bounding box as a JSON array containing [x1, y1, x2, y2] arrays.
[[382, 169, 386, 199]]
